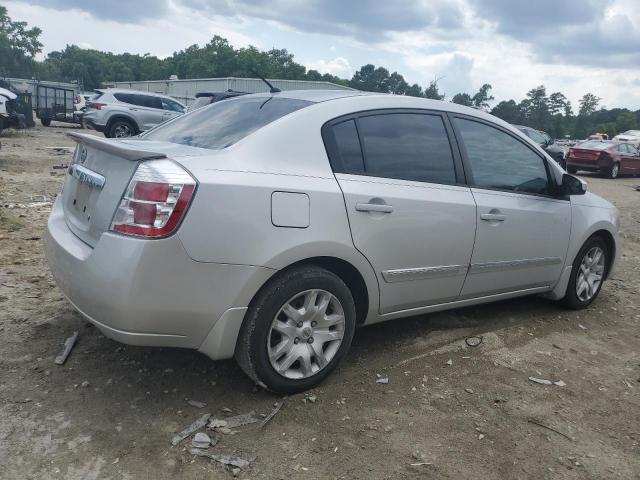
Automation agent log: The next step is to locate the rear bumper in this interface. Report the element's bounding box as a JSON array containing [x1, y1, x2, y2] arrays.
[[566, 158, 610, 171], [45, 195, 274, 359]]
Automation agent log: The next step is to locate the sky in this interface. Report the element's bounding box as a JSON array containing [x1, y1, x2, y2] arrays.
[[5, 0, 640, 109]]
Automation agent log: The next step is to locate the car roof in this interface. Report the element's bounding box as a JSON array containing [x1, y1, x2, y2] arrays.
[[99, 88, 178, 101]]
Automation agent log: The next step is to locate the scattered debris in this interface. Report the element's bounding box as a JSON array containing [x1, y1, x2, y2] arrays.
[[260, 398, 286, 429], [81, 380, 90, 388], [445, 359, 453, 366], [376, 375, 389, 384], [224, 411, 259, 429], [209, 419, 228, 429], [465, 336, 483, 347], [191, 432, 213, 449], [410, 462, 433, 467], [171, 413, 212, 446], [554, 380, 566, 387], [528, 419, 573, 441], [221, 407, 232, 413], [44, 146, 74, 154], [464, 388, 474, 394], [52, 163, 68, 170], [304, 394, 317, 403], [189, 448, 254, 469], [188, 400, 207, 409], [528, 377, 552, 385], [54, 331, 78, 365], [578, 324, 587, 330]]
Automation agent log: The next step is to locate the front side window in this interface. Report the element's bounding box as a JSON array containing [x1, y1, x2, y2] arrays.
[[161, 98, 184, 112], [144, 96, 312, 149], [356, 113, 456, 184], [455, 118, 550, 195]]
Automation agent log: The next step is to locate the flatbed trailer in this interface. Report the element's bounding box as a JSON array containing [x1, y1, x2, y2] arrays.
[[35, 84, 82, 126]]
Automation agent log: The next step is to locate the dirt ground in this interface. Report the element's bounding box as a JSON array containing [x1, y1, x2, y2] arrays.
[[0, 123, 639, 480]]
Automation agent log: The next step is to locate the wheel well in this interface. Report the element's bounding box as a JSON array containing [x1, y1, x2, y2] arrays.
[[276, 257, 370, 325], [591, 229, 615, 279], [106, 115, 138, 133]]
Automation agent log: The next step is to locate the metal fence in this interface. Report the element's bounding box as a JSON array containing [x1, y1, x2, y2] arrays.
[[108, 77, 354, 106]]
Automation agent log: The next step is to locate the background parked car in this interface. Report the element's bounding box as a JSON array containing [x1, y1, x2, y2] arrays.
[[515, 125, 566, 167], [566, 140, 640, 178], [612, 129, 640, 144], [187, 90, 248, 111], [83, 89, 185, 138]]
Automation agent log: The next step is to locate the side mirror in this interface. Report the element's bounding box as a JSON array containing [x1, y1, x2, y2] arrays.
[[561, 173, 587, 196]]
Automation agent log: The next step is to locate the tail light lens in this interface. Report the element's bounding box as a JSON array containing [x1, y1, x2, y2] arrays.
[[87, 102, 106, 110], [111, 159, 196, 238]]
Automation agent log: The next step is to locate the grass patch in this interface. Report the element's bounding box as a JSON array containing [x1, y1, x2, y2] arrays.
[[0, 212, 25, 231]]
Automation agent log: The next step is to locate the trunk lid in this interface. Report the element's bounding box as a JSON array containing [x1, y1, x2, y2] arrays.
[[62, 133, 208, 247], [569, 148, 602, 163]]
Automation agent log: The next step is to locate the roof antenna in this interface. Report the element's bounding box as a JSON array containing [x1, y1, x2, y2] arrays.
[[251, 69, 281, 93]]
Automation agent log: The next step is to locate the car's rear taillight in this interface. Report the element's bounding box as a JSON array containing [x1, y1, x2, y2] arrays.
[[110, 159, 196, 238], [87, 102, 106, 110]]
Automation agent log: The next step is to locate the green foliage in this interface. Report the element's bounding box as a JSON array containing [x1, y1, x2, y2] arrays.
[[0, 5, 43, 77]]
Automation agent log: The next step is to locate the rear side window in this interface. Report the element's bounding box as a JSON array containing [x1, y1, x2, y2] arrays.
[[357, 113, 456, 184], [332, 120, 365, 174], [455, 118, 550, 195], [136, 95, 162, 109], [144, 96, 312, 149], [114, 93, 134, 104]]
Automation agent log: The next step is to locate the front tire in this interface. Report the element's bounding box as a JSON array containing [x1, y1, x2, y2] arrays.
[[41, 118, 51, 127], [235, 265, 356, 394], [561, 236, 608, 310]]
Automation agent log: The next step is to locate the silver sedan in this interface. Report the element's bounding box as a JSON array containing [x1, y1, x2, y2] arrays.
[[46, 90, 621, 393]]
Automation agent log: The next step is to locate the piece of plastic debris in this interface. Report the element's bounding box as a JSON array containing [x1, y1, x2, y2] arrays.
[[376, 377, 389, 384], [578, 324, 587, 330], [260, 397, 286, 428], [221, 407, 232, 413], [446, 359, 453, 366], [54, 331, 79, 365], [465, 387, 474, 394], [553, 380, 566, 387], [188, 400, 207, 409], [171, 413, 212, 446], [465, 336, 483, 347], [306, 395, 317, 403], [529, 377, 553, 385], [224, 411, 259, 429], [189, 448, 255, 469], [191, 432, 212, 449]]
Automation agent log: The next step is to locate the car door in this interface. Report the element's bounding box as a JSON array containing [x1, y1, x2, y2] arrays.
[[451, 115, 571, 298], [161, 98, 185, 123], [133, 94, 165, 130], [619, 143, 640, 174], [324, 111, 477, 314]]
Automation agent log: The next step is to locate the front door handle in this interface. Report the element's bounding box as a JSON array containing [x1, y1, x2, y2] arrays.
[[480, 213, 506, 222], [356, 203, 394, 213]]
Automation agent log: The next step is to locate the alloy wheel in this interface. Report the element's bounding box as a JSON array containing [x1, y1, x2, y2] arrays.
[[113, 124, 132, 138], [267, 289, 345, 380], [576, 246, 605, 302]]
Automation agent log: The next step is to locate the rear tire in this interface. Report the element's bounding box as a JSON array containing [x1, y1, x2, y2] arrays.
[[606, 163, 620, 179], [561, 236, 608, 310], [107, 119, 136, 138], [41, 118, 51, 127], [235, 265, 356, 394]]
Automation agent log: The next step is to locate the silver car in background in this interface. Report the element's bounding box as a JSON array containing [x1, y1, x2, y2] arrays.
[[46, 91, 621, 393], [83, 88, 185, 138]]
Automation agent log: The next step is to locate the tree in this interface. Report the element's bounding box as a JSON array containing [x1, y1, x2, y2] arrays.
[[491, 100, 522, 124], [423, 80, 444, 100], [548, 92, 568, 116], [522, 85, 552, 132], [405, 83, 423, 97], [451, 92, 473, 106], [0, 6, 43, 76], [578, 93, 600, 116], [471, 83, 494, 109], [349, 64, 391, 93]]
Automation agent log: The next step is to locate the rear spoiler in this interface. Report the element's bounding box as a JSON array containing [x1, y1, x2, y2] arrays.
[[67, 132, 167, 161]]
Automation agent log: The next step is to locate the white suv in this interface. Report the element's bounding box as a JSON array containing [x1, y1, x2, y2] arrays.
[[83, 89, 185, 138]]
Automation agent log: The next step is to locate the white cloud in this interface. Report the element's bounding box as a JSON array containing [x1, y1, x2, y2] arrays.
[[305, 57, 353, 78]]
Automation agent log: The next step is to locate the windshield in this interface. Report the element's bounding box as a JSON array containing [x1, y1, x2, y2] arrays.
[[188, 96, 212, 111], [576, 141, 612, 150], [144, 95, 313, 149]]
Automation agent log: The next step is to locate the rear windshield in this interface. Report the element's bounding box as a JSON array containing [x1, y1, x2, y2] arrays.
[[143, 96, 313, 149], [189, 96, 212, 111], [576, 141, 612, 150]]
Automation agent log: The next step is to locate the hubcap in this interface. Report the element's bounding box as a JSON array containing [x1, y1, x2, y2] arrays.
[[113, 124, 132, 138], [576, 246, 605, 302], [267, 289, 345, 380], [611, 164, 619, 178]]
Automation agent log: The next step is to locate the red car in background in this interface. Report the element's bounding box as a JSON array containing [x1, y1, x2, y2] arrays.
[[566, 140, 640, 178]]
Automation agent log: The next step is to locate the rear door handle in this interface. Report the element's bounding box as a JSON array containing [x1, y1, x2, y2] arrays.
[[480, 213, 506, 222], [355, 203, 394, 213]]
